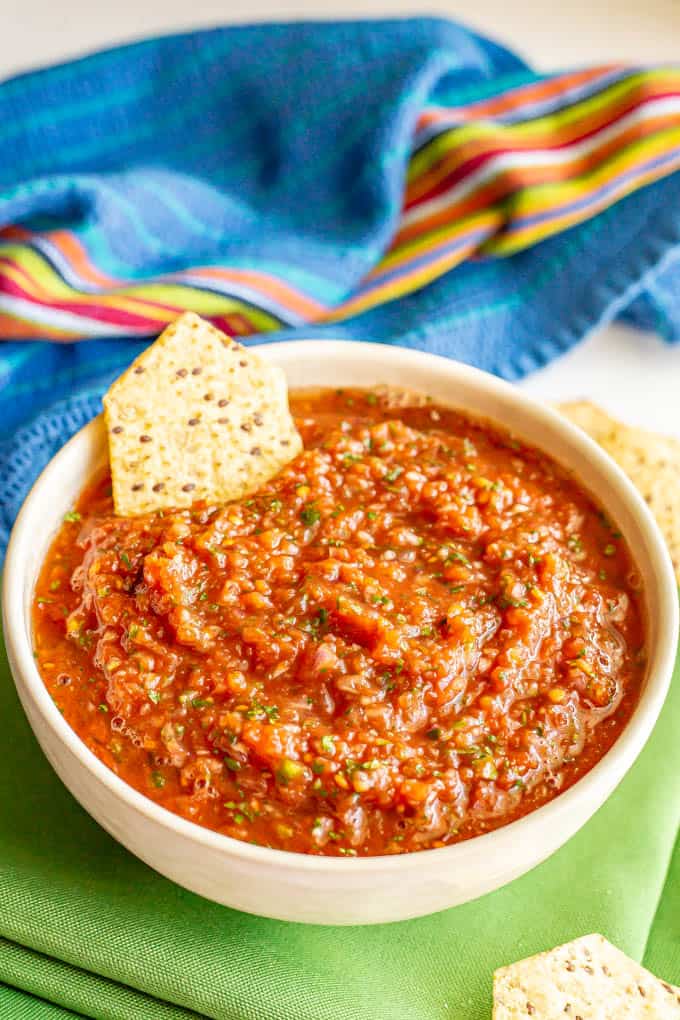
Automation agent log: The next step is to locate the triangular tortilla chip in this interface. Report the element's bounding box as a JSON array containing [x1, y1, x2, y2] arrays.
[[104, 313, 302, 516]]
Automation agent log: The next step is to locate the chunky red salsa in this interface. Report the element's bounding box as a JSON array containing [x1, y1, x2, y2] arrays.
[[33, 388, 646, 856]]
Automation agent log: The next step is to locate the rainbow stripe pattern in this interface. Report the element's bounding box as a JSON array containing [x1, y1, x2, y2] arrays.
[[1, 21, 680, 344]]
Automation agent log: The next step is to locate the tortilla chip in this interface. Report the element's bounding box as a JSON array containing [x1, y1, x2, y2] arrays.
[[493, 934, 680, 1018], [556, 400, 618, 444], [558, 401, 680, 583], [104, 313, 302, 516]]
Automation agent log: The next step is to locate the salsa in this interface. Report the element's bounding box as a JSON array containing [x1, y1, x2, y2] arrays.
[[33, 388, 646, 857]]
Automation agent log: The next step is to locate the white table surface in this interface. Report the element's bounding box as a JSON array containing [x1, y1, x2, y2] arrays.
[[2, 0, 679, 434]]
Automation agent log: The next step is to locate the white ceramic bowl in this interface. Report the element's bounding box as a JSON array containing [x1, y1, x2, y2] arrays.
[[3, 341, 678, 925]]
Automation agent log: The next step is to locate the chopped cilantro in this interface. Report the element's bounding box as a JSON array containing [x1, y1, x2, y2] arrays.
[[247, 699, 279, 722], [320, 735, 335, 755], [446, 550, 470, 566], [497, 595, 529, 610], [300, 505, 321, 526]]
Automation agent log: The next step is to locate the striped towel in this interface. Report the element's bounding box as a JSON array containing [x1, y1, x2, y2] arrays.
[[1, 18, 680, 550]]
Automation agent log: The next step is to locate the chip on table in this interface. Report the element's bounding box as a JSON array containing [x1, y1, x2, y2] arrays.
[[558, 400, 680, 584], [104, 313, 302, 516], [493, 934, 680, 1018]]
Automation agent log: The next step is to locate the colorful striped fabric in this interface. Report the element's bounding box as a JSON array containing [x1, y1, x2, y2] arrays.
[[335, 66, 680, 320], [4, 18, 680, 554], [1, 22, 679, 344]]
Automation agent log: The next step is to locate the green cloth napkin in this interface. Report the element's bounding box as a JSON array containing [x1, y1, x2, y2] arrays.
[[1, 635, 678, 1020]]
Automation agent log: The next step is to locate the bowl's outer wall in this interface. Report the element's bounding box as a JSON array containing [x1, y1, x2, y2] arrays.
[[7, 637, 618, 924], [4, 341, 677, 925]]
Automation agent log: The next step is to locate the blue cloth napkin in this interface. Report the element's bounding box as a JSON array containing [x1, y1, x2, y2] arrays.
[[2, 18, 680, 556]]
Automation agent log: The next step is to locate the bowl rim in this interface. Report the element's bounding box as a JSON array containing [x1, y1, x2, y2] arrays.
[[3, 338, 678, 875]]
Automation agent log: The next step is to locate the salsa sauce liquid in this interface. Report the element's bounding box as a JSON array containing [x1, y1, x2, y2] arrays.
[[33, 388, 646, 856]]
